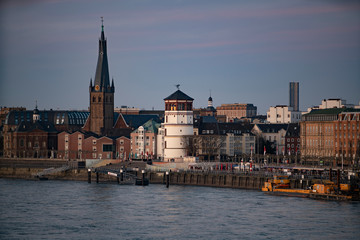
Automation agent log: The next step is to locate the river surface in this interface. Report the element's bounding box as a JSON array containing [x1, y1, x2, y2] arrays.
[[0, 179, 359, 240]]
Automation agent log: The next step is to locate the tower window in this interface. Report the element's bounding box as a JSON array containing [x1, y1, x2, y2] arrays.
[[93, 96, 96, 102], [98, 97, 101, 102]]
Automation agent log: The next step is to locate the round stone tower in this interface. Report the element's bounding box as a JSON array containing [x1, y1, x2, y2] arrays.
[[163, 88, 194, 162]]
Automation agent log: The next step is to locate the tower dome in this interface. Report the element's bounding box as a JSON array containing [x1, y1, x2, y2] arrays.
[[33, 102, 40, 122]]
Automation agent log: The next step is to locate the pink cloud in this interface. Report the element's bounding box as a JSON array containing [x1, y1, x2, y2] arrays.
[[119, 3, 360, 27]]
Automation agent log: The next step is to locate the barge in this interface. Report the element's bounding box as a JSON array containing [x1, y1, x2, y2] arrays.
[[262, 175, 360, 201]]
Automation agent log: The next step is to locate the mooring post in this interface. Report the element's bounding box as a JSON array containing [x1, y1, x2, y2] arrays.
[[142, 170, 145, 186], [337, 169, 340, 194], [166, 171, 170, 188], [329, 168, 332, 181], [120, 169, 123, 182], [88, 169, 91, 183], [96, 172, 99, 183]]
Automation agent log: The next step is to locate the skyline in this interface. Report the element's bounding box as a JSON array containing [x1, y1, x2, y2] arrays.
[[1, 0, 360, 114]]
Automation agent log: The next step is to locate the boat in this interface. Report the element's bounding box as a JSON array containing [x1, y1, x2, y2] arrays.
[[309, 181, 359, 201], [262, 175, 311, 197], [262, 175, 360, 201]]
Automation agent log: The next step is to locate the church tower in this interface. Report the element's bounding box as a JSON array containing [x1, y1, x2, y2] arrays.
[[89, 18, 114, 135]]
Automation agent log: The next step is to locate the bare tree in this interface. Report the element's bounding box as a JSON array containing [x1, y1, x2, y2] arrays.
[[197, 135, 224, 161], [182, 135, 200, 157]]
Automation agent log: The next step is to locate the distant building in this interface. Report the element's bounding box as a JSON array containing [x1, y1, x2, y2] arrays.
[[3, 106, 58, 158], [216, 103, 257, 122], [289, 82, 299, 111], [334, 111, 360, 163], [57, 131, 117, 160], [130, 119, 160, 159], [319, 99, 354, 109], [2, 105, 88, 158], [239, 115, 267, 124], [115, 136, 131, 160], [267, 105, 302, 123], [162, 88, 194, 162], [115, 106, 140, 115], [300, 108, 360, 166], [194, 120, 255, 161], [252, 124, 288, 154], [0, 107, 26, 127], [285, 123, 300, 155], [307, 99, 357, 113]]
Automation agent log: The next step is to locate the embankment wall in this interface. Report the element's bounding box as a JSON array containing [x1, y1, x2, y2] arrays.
[[0, 166, 310, 190]]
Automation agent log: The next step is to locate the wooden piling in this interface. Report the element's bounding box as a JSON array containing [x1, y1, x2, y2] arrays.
[[166, 171, 169, 188], [87, 169, 91, 184]]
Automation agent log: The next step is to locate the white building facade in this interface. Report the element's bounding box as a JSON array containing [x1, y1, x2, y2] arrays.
[[307, 98, 358, 112], [163, 89, 194, 162], [267, 105, 301, 123]]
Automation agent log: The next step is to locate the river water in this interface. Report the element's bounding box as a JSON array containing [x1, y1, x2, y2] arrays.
[[0, 179, 359, 240]]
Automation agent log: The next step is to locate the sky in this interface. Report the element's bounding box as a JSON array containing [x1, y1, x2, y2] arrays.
[[0, 0, 359, 114]]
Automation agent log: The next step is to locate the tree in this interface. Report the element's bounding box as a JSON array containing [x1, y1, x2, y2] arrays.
[[183, 135, 224, 161]]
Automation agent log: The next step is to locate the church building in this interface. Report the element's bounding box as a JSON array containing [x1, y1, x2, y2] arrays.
[[83, 19, 115, 136]]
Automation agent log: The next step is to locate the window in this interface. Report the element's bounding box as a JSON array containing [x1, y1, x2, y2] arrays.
[[93, 140, 96, 145], [19, 139, 24, 147], [120, 140, 124, 145], [103, 144, 113, 152]]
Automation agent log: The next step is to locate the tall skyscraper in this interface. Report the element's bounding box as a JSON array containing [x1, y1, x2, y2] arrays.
[[289, 82, 299, 111]]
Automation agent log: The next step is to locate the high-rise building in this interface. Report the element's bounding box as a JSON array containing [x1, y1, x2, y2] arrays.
[[289, 82, 299, 111]]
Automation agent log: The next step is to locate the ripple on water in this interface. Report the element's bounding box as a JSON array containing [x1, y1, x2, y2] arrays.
[[1, 179, 360, 240]]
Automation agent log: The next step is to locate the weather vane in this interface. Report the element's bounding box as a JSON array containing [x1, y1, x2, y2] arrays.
[[175, 84, 180, 90]]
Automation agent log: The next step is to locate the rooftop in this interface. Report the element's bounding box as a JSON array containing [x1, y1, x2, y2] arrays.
[[164, 90, 193, 101]]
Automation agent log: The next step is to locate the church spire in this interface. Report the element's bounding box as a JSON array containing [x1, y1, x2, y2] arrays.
[[93, 17, 111, 92]]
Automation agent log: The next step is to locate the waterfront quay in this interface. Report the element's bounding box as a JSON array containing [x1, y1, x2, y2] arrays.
[[1, 158, 358, 192]]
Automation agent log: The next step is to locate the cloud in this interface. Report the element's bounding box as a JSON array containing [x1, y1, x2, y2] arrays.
[[117, 2, 360, 28]]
